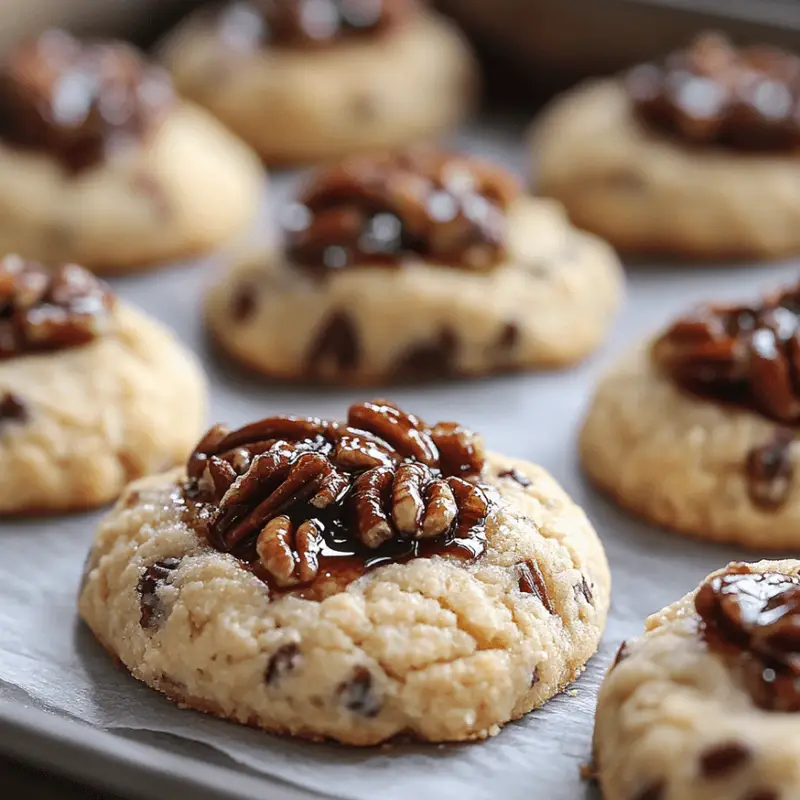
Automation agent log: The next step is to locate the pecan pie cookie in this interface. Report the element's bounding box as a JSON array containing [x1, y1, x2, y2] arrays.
[[0, 255, 205, 513], [79, 399, 610, 744], [532, 33, 800, 259], [580, 277, 800, 548], [160, 0, 477, 163], [0, 30, 262, 273], [595, 560, 800, 800], [206, 149, 624, 384]]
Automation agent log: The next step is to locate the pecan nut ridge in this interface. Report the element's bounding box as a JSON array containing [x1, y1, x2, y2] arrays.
[[0, 256, 115, 358], [652, 280, 800, 423], [695, 564, 800, 711], [184, 400, 492, 588], [284, 148, 522, 274], [626, 32, 800, 151]]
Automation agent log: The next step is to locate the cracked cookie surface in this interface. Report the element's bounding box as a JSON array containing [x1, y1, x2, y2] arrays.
[[79, 448, 609, 745], [0, 274, 206, 513], [206, 196, 623, 384], [594, 559, 800, 800]]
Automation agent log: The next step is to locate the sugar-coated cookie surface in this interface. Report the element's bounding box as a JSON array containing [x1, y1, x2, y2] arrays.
[[161, 2, 477, 163], [207, 150, 623, 384], [0, 31, 262, 273], [532, 34, 800, 259], [581, 277, 800, 548], [79, 401, 610, 745], [595, 560, 800, 800], [0, 257, 206, 513]]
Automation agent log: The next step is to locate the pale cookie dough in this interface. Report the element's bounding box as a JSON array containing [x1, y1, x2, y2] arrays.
[[206, 197, 624, 384], [161, 7, 477, 163], [0, 31, 263, 273], [0, 263, 206, 513], [594, 560, 800, 800], [79, 405, 610, 745], [532, 79, 800, 259]]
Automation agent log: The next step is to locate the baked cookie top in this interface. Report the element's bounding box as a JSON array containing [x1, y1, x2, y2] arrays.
[[284, 148, 522, 273], [184, 398, 495, 596], [625, 32, 800, 152], [213, 0, 417, 51], [0, 254, 115, 358], [652, 277, 800, 424], [0, 29, 173, 173]]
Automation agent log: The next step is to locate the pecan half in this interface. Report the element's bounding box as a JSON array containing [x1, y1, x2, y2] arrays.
[[652, 280, 800, 423], [696, 564, 800, 711], [0, 256, 115, 358], [285, 148, 521, 273], [626, 32, 800, 151], [185, 400, 492, 589], [0, 30, 172, 172]]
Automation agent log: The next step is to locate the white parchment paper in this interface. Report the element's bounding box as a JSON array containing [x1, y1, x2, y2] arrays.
[[0, 129, 792, 800]]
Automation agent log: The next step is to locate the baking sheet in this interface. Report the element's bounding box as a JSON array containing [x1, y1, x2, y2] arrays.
[[0, 123, 796, 800]]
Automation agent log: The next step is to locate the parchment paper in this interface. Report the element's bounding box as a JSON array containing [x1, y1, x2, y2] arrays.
[[0, 125, 794, 800]]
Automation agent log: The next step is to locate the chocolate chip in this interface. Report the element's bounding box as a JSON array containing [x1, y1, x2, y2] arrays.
[[231, 282, 258, 323], [0, 392, 27, 424], [265, 642, 301, 684], [498, 467, 531, 487], [517, 559, 555, 614], [531, 666, 540, 687], [496, 322, 519, 352], [337, 667, 381, 717], [632, 782, 665, 800], [699, 742, 751, 778], [612, 641, 630, 668], [306, 311, 360, 376], [393, 329, 458, 381], [746, 429, 794, 509], [138, 557, 181, 629], [574, 576, 593, 605]]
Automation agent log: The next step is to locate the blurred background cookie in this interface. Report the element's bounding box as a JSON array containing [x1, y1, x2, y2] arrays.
[[0, 30, 263, 273], [0, 255, 206, 513], [532, 33, 800, 260], [160, 0, 478, 164], [206, 148, 624, 384]]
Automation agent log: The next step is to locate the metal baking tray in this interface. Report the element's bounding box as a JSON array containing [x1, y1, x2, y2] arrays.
[[0, 122, 795, 800]]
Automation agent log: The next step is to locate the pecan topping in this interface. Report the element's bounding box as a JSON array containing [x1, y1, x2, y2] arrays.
[[0, 256, 115, 358], [185, 400, 491, 590], [0, 30, 173, 173], [652, 279, 800, 423], [626, 32, 800, 151], [215, 0, 415, 52], [695, 564, 800, 711], [284, 149, 522, 273]]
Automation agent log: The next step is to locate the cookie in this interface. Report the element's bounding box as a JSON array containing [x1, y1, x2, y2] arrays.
[[532, 33, 800, 259], [161, 0, 477, 164], [580, 276, 800, 549], [595, 560, 800, 800], [79, 399, 610, 745], [206, 149, 624, 384], [0, 30, 263, 274], [0, 255, 206, 514]]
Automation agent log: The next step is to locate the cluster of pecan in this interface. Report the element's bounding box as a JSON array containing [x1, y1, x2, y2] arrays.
[[0, 30, 172, 173], [695, 564, 800, 711], [0, 256, 115, 358], [187, 400, 490, 588], [626, 32, 800, 151], [284, 149, 521, 273], [651, 281, 800, 423], [217, 0, 413, 50]]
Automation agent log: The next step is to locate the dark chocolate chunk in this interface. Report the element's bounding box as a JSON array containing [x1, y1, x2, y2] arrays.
[[699, 742, 751, 778], [495, 322, 519, 352], [337, 667, 382, 717], [0, 392, 27, 424], [517, 559, 555, 615], [265, 642, 301, 684], [231, 282, 258, 323], [530, 666, 540, 687], [746, 430, 794, 509], [392, 329, 458, 381], [574, 576, 594, 605], [306, 311, 360, 375], [138, 557, 181, 629]]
